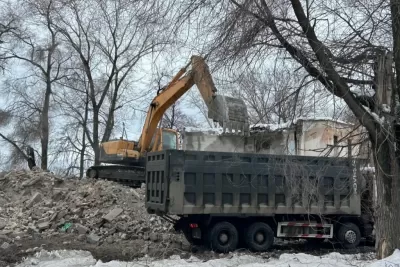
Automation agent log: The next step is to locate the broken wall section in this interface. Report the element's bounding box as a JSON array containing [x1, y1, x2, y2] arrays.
[[181, 118, 367, 159]]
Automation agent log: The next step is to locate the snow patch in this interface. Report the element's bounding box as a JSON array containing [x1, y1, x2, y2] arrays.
[[183, 126, 224, 134], [361, 167, 375, 173], [369, 249, 400, 267], [16, 250, 96, 267], [250, 121, 292, 132], [370, 112, 385, 124], [351, 87, 375, 97], [382, 104, 391, 113], [16, 249, 396, 267], [251, 117, 352, 132]]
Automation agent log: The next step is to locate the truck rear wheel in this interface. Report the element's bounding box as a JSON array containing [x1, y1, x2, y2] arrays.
[[209, 221, 239, 252], [336, 222, 361, 249], [245, 222, 274, 252]]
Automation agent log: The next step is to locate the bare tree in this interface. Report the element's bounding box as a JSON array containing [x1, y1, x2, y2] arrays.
[[0, 0, 69, 170], [0, 109, 35, 169], [229, 67, 330, 124], [161, 100, 200, 130], [53, 66, 91, 178], [52, 0, 172, 165], [0, 5, 17, 70], [172, 0, 398, 258]]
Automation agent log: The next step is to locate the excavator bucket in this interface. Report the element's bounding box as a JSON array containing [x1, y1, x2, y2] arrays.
[[208, 95, 250, 135], [191, 55, 250, 135]]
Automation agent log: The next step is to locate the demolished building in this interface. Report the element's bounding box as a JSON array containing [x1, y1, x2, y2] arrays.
[[182, 117, 369, 159]]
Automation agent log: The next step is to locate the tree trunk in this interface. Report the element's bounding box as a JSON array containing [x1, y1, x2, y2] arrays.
[[373, 131, 400, 258], [390, 0, 400, 99], [102, 74, 119, 143], [373, 0, 400, 258], [92, 105, 100, 165], [26, 145, 36, 170], [79, 92, 89, 178], [40, 81, 51, 170]]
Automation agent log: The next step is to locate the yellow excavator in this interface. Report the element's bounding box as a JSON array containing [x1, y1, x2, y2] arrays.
[[86, 55, 249, 187]]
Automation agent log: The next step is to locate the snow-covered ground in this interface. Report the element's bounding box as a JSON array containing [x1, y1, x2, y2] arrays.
[[15, 249, 400, 267]]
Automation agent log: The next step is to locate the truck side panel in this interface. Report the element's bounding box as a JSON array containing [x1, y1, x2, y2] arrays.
[[145, 150, 361, 216]]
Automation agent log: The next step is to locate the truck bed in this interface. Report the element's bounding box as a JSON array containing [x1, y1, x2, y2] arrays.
[[145, 150, 361, 216]]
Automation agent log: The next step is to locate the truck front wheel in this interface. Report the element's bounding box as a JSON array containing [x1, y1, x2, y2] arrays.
[[336, 222, 361, 249], [209, 221, 239, 252], [245, 222, 274, 252]]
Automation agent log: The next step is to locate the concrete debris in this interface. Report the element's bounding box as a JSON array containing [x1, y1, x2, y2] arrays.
[[75, 223, 89, 234], [0, 168, 181, 247], [0, 242, 10, 249], [131, 189, 141, 200], [106, 236, 114, 244], [37, 221, 50, 230], [103, 208, 123, 222], [0, 220, 6, 230], [87, 233, 100, 244], [116, 223, 127, 232], [26, 192, 42, 208], [149, 233, 158, 242]]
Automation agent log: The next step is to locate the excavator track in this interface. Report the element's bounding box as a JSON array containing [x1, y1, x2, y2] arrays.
[[86, 165, 145, 188]]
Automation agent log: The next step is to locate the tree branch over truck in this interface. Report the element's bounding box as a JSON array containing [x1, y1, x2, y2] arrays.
[[171, 0, 400, 258]]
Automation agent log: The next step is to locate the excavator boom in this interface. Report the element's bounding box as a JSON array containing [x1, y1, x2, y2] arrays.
[[139, 55, 249, 152]]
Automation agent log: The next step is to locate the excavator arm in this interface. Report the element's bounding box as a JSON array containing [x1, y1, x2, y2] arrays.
[[139, 75, 194, 152], [139, 55, 249, 153]]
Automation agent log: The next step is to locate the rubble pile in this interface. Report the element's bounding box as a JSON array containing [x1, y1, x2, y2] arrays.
[[0, 168, 182, 247]]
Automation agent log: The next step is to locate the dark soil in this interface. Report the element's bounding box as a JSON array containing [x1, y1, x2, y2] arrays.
[[0, 234, 184, 267]]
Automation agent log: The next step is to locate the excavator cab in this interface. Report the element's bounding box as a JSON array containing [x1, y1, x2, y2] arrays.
[[161, 129, 179, 150], [99, 128, 179, 165], [148, 128, 178, 152]]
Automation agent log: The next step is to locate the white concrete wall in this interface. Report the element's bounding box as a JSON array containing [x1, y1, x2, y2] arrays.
[[297, 120, 361, 158], [181, 132, 248, 153], [182, 119, 363, 158]]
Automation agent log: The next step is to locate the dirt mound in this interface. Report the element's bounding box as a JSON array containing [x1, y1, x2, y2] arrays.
[[0, 168, 183, 247]]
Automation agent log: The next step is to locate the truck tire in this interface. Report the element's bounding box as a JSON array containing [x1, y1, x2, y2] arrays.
[[209, 221, 239, 252], [336, 222, 361, 249], [245, 222, 274, 252]]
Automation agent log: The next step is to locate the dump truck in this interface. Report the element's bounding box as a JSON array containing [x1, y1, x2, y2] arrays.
[[86, 56, 249, 187], [145, 149, 374, 252]]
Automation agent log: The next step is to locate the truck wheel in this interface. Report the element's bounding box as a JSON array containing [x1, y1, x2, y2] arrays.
[[336, 222, 361, 249], [245, 222, 274, 252], [209, 222, 239, 252]]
